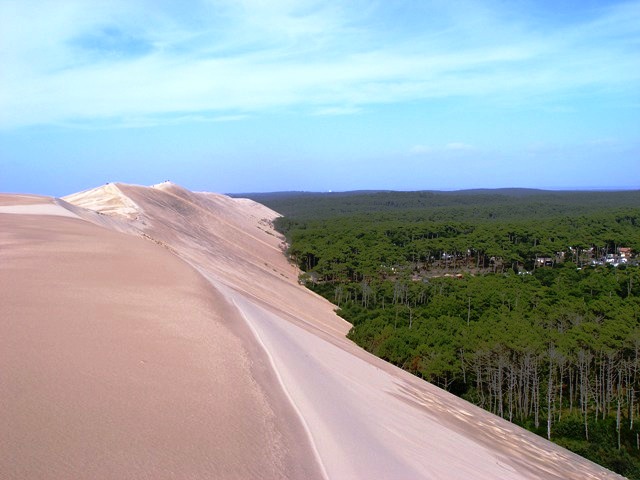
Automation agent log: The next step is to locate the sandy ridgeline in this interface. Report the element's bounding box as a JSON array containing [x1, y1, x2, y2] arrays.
[[0, 184, 623, 479]]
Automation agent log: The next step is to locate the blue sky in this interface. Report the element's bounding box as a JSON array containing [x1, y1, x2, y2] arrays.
[[1, 0, 639, 196]]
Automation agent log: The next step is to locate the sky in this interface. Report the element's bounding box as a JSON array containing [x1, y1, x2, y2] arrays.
[[1, 0, 639, 196]]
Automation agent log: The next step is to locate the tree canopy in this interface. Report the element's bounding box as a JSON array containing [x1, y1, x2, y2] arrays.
[[252, 188, 640, 478]]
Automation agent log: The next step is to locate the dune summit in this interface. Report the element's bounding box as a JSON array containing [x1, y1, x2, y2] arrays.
[[1, 183, 623, 479]]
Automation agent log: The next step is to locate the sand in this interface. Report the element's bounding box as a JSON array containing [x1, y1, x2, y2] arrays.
[[0, 210, 322, 479], [0, 203, 80, 218], [1, 182, 624, 479]]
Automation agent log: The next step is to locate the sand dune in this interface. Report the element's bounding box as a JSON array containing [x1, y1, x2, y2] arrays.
[[63, 183, 141, 219], [1, 182, 623, 479], [0, 202, 321, 479]]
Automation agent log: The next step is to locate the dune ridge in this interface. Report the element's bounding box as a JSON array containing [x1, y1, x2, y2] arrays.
[[1, 182, 624, 479], [62, 183, 142, 219]]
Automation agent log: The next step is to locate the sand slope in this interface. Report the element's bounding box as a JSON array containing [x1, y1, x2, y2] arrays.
[[2, 183, 624, 479], [0, 203, 322, 479]]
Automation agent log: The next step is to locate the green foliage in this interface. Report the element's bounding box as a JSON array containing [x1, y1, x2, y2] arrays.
[[267, 189, 640, 478], [242, 189, 640, 224], [554, 417, 640, 479]]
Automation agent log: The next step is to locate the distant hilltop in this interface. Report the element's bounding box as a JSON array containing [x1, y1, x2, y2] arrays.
[[230, 187, 639, 199], [232, 188, 640, 220]]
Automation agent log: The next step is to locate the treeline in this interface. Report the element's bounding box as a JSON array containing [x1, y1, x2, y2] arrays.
[[310, 266, 640, 476], [285, 211, 640, 279], [320, 264, 640, 478], [243, 188, 640, 222], [264, 189, 640, 478]]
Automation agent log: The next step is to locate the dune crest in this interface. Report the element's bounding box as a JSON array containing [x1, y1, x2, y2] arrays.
[[62, 182, 142, 219], [2, 182, 623, 479]]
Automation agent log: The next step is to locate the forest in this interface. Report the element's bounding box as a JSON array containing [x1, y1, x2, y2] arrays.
[[245, 188, 640, 478]]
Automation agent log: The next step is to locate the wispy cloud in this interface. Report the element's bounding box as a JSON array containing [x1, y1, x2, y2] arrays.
[[312, 105, 362, 116], [410, 145, 434, 155], [445, 142, 474, 151], [1, 0, 639, 129]]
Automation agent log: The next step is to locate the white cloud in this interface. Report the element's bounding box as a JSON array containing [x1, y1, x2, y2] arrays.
[[1, 0, 639, 129], [445, 143, 474, 151], [409, 145, 434, 155]]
